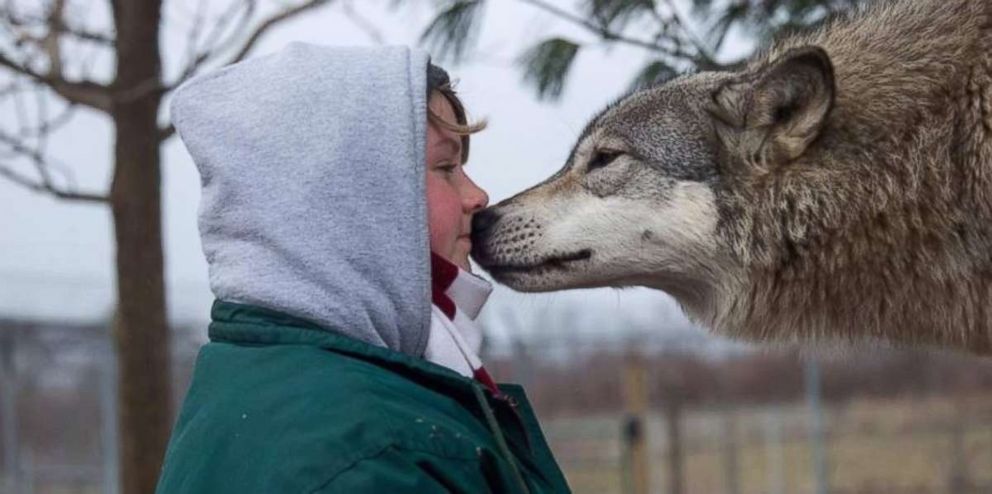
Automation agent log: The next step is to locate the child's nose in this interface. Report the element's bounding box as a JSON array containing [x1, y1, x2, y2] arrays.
[[464, 179, 489, 212]]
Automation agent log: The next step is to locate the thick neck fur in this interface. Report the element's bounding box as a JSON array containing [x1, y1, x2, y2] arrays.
[[718, 0, 992, 352]]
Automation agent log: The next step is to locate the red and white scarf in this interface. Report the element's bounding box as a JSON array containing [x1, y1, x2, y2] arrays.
[[425, 253, 500, 393]]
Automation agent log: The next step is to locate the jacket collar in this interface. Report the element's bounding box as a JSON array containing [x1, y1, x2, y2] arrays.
[[209, 300, 481, 393], [430, 253, 492, 320]]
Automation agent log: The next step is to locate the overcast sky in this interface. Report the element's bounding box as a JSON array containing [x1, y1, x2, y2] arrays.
[[0, 1, 755, 350]]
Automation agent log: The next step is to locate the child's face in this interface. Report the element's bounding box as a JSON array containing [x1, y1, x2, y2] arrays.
[[426, 94, 488, 271]]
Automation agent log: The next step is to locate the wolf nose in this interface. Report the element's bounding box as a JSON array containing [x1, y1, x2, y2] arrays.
[[472, 208, 500, 237]]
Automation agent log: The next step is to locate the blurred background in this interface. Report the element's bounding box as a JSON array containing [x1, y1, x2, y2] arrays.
[[1, 1, 991, 493]]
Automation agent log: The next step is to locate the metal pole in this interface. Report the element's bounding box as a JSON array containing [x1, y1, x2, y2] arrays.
[[721, 410, 740, 494], [764, 408, 786, 494], [21, 447, 32, 494], [804, 359, 829, 494], [100, 339, 120, 494], [947, 398, 969, 493], [1, 329, 20, 494]]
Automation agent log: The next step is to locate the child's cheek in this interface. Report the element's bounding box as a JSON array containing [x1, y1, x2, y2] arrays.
[[426, 176, 463, 251]]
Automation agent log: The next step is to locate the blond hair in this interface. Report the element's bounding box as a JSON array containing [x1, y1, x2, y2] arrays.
[[428, 84, 487, 162]]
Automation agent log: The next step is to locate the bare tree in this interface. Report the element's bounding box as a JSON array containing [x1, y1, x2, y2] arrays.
[[0, 1, 386, 492]]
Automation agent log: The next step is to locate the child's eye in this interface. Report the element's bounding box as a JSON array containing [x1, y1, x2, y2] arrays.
[[436, 163, 457, 174]]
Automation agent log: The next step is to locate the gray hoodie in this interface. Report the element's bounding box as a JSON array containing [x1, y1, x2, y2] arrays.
[[170, 44, 432, 357]]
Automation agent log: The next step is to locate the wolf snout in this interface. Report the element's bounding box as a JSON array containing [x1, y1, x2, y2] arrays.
[[470, 208, 501, 264], [471, 207, 501, 243]]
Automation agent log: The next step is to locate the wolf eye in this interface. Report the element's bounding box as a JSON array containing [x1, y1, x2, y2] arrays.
[[587, 150, 623, 172]]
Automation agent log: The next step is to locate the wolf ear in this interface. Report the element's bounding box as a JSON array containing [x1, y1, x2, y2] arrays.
[[708, 46, 835, 169]]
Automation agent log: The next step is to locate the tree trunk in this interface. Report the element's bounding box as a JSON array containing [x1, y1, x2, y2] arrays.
[[110, 1, 171, 493]]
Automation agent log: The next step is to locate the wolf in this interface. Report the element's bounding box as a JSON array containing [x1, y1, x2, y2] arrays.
[[471, 0, 992, 353]]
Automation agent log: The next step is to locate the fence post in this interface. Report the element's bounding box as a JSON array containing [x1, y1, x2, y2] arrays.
[[663, 396, 684, 494], [622, 353, 649, 494], [21, 448, 32, 494], [804, 359, 829, 494], [722, 410, 740, 494], [764, 408, 786, 494], [947, 397, 970, 493]]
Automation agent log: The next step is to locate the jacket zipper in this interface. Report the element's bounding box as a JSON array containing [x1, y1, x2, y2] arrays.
[[472, 384, 532, 494], [492, 391, 533, 450]]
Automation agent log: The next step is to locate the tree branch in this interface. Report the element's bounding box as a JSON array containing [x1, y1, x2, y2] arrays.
[[4, 79, 76, 141], [0, 3, 113, 45], [158, 1, 334, 140], [0, 1, 114, 110], [341, 0, 384, 44], [42, 0, 66, 77], [169, 0, 255, 94], [516, 0, 599, 33], [0, 131, 109, 204], [0, 51, 112, 111], [157, 123, 175, 143], [224, 0, 333, 65], [658, 0, 717, 68], [164, 0, 332, 94], [59, 24, 115, 46], [0, 164, 108, 202]]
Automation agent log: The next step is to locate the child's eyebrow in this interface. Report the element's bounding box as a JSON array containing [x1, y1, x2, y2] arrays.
[[434, 136, 463, 161]]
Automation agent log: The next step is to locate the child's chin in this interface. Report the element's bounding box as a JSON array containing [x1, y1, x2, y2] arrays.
[[451, 252, 472, 272]]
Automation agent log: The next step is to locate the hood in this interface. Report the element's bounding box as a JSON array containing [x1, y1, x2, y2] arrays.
[[171, 43, 432, 356]]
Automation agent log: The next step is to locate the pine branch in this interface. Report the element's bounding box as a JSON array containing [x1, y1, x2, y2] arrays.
[[627, 59, 678, 92], [518, 37, 580, 101], [419, 0, 486, 63], [341, 0, 384, 44], [515, 0, 710, 65]]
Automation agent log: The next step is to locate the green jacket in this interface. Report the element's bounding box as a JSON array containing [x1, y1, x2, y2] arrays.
[[156, 301, 571, 493]]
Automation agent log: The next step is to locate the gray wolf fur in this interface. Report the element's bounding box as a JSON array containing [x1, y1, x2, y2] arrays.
[[471, 0, 992, 353]]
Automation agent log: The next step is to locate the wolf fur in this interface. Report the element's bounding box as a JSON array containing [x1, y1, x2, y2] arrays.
[[471, 0, 992, 353]]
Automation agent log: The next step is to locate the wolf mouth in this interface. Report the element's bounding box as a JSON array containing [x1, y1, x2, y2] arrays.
[[486, 249, 593, 274]]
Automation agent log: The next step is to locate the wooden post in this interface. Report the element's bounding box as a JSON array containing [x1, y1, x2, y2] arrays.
[[722, 410, 740, 494], [664, 396, 684, 494], [622, 354, 649, 494], [947, 397, 970, 493]]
